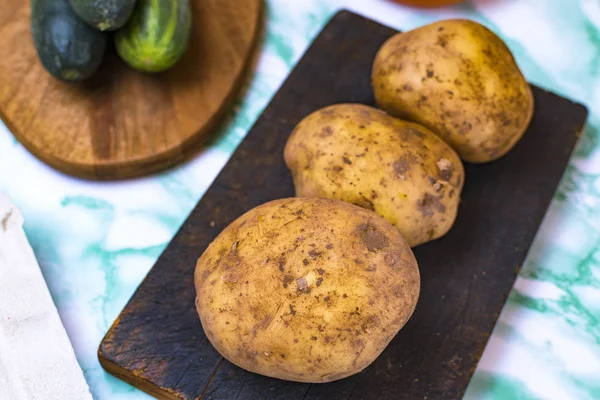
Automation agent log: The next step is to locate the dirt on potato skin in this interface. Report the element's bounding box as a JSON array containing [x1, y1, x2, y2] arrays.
[[371, 19, 534, 164], [283, 103, 465, 248], [194, 197, 420, 383]]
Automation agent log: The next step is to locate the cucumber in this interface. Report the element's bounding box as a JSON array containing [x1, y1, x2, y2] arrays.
[[68, 0, 138, 31], [115, 0, 192, 73], [31, 0, 107, 82]]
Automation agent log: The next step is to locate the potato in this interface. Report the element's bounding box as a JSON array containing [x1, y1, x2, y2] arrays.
[[283, 103, 464, 247], [372, 19, 534, 163], [194, 197, 420, 383]]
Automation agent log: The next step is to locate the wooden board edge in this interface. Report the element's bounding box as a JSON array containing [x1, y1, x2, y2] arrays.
[[98, 347, 185, 400], [533, 85, 589, 119]]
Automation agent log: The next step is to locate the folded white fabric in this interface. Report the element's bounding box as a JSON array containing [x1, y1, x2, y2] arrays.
[[0, 194, 92, 400]]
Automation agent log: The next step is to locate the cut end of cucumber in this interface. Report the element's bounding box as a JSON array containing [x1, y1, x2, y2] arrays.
[[97, 20, 112, 31], [61, 69, 82, 81]]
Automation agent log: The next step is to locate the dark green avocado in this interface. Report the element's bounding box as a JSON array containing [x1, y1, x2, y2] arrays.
[[69, 0, 138, 31], [31, 0, 107, 82]]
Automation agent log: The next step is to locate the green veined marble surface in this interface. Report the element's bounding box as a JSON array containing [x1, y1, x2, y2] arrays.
[[1, 1, 599, 399]]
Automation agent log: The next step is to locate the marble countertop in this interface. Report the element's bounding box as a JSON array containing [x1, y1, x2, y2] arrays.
[[1, 0, 599, 399]]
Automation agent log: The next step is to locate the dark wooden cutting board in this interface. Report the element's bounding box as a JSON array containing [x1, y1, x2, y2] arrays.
[[99, 10, 589, 400]]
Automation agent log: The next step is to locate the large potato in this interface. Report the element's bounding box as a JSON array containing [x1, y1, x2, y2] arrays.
[[284, 103, 464, 247], [194, 197, 420, 383], [372, 19, 534, 163]]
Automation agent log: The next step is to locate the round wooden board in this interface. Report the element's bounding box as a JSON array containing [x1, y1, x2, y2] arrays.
[[0, 0, 262, 180]]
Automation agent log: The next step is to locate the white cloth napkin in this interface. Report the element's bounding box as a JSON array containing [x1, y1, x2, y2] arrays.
[[0, 193, 93, 400]]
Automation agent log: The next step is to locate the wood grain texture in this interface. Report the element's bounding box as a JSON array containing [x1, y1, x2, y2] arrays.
[[99, 10, 589, 400], [0, 0, 262, 180]]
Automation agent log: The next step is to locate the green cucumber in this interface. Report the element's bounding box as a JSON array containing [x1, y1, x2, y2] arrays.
[[115, 0, 192, 73], [68, 0, 138, 31], [31, 0, 107, 82]]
